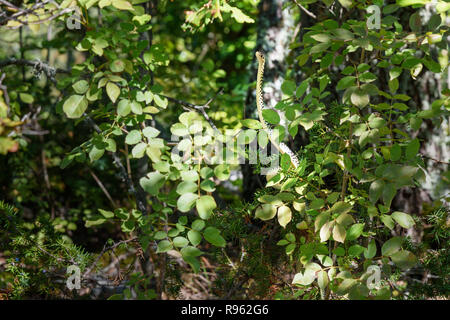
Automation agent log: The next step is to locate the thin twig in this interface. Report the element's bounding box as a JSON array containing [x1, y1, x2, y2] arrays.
[[0, 58, 69, 82], [83, 115, 148, 216], [88, 168, 117, 208], [293, 0, 317, 19], [161, 87, 223, 132], [422, 155, 450, 166], [82, 237, 138, 278]]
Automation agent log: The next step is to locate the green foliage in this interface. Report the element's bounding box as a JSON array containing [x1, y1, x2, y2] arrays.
[[0, 0, 448, 301]]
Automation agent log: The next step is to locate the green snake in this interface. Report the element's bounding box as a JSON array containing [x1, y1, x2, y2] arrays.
[[255, 51, 299, 171]]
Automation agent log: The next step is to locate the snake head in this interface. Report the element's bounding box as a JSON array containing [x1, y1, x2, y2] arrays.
[[255, 51, 265, 63]]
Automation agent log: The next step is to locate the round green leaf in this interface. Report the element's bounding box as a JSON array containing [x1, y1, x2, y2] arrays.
[[187, 230, 202, 246], [173, 236, 189, 248], [72, 80, 89, 94], [156, 240, 173, 253], [63, 95, 88, 119], [192, 219, 205, 231], [281, 80, 296, 96], [196, 195, 217, 220], [277, 205, 292, 228], [255, 204, 277, 221], [177, 192, 199, 213], [203, 226, 226, 247], [176, 181, 197, 195], [106, 82, 120, 103], [214, 164, 230, 180], [381, 236, 403, 257], [125, 130, 142, 145], [391, 211, 415, 229], [262, 109, 280, 125]]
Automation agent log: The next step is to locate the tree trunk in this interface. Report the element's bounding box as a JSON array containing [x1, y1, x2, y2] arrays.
[[242, 0, 297, 199]]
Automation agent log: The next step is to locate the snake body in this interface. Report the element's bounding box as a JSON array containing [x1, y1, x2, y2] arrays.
[[255, 51, 299, 171]]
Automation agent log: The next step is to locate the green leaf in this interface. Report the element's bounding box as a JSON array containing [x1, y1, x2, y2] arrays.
[[369, 179, 384, 204], [315, 212, 330, 232], [177, 193, 199, 213], [112, 0, 134, 10], [262, 109, 280, 125], [346, 223, 365, 241], [405, 138, 420, 160], [142, 126, 160, 139], [89, 146, 104, 162], [390, 144, 401, 161], [336, 278, 357, 295], [131, 142, 147, 158], [140, 171, 165, 195], [336, 213, 355, 227], [154, 231, 166, 240], [176, 181, 197, 195], [348, 244, 365, 257], [277, 205, 292, 228], [390, 250, 417, 269], [173, 236, 189, 248], [200, 180, 216, 192], [310, 42, 330, 54], [72, 80, 89, 94], [125, 130, 142, 145], [154, 94, 168, 109], [364, 239, 377, 259], [317, 270, 329, 290], [196, 195, 217, 220], [292, 263, 321, 286], [117, 99, 131, 116], [85, 218, 106, 228], [181, 246, 203, 258], [397, 0, 428, 7], [281, 80, 296, 96], [369, 117, 387, 129], [296, 81, 308, 98], [333, 28, 354, 40], [392, 211, 415, 229], [333, 224, 346, 243], [192, 219, 205, 231], [380, 214, 395, 230], [241, 119, 262, 129], [329, 201, 353, 215], [106, 82, 120, 103], [388, 78, 398, 93], [221, 2, 255, 23], [130, 100, 142, 114], [63, 95, 88, 119], [336, 76, 356, 90], [280, 153, 291, 171], [320, 221, 333, 242], [382, 183, 397, 208], [214, 164, 230, 180], [19, 93, 34, 104], [187, 230, 202, 246], [381, 236, 403, 257], [98, 209, 114, 219], [203, 227, 226, 247], [156, 240, 172, 253], [351, 89, 370, 108], [255, 204, 277, 221], [311, 33, 331, 42], [180, 170, 199, 182], [281, 178, 297, 191]]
